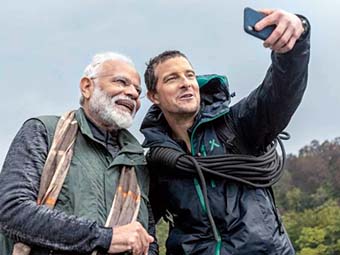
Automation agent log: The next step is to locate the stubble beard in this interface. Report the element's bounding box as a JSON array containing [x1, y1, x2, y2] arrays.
[[176, 99, 200, 116]]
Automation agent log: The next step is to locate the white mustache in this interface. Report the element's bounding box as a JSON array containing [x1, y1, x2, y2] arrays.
[[111, 95, 137, 115]]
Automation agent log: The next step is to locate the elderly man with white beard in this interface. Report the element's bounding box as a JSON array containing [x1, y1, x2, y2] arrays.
[[0, 52, 157, 255]]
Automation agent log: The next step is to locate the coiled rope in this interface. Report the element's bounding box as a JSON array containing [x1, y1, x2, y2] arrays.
[[147, 132, 290, 241]]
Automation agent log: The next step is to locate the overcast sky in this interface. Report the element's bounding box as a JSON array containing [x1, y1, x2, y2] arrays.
[[1, 0, 339, 165]]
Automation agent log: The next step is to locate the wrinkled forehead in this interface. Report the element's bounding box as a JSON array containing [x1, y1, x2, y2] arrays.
[[98, 60, 141, 83]]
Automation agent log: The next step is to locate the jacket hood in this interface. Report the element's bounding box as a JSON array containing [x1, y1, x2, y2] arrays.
[[140, 74, 231, 148]]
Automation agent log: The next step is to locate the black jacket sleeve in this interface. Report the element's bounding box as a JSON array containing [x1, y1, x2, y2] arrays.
[[147, 201, 159, 255], [148, 172, 167, 224], [230, 23, 311, 151], [0, 119, 112, 253], [146, 169, 167, 255]]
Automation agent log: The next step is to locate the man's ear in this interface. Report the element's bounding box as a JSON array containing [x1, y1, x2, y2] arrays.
[[80, 77, 94, 101], [147, 90, 160, 105]]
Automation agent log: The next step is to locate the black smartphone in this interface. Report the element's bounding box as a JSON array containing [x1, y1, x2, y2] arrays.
[[243, 7, 276, 40]]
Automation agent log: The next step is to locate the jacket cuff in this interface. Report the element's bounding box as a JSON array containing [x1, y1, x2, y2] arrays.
[[94, 227, 112, 252], [296, 14, 311, 41]]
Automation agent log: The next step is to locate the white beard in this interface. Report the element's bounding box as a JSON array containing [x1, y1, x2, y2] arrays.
[[88, 87, 136, 129]]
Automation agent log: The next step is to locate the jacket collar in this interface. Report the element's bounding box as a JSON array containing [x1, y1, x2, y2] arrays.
[[75, 108, 145, 157]]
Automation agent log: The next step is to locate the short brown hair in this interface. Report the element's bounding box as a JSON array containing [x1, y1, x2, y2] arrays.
[[144, 50, 189, 92]]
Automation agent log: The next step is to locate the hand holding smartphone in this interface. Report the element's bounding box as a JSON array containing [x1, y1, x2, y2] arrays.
[[243, 7, 276, 40]]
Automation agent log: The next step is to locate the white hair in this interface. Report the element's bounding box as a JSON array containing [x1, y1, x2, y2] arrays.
[[83, 51, 135, 78], [80, 52, 135, 105]]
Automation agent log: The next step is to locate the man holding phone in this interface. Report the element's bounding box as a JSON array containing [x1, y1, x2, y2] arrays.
[[141, 8, 310, 255]]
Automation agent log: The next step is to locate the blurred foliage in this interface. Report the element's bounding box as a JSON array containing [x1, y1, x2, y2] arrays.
[[275, 137, 340, 254], [283, 200, 340, 254], [156, 219, 168, 255]]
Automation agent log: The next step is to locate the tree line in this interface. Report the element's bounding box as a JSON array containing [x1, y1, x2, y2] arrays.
[[274, 137, 340, 255]]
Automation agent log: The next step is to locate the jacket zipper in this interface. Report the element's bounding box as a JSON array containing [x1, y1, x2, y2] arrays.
[[190, 110, 229, 255]]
